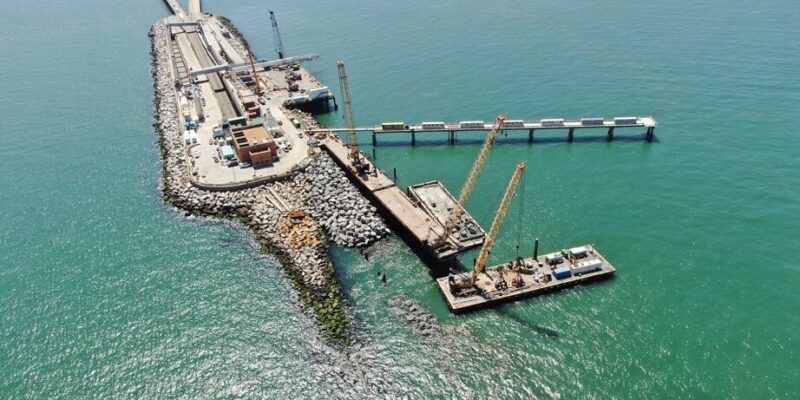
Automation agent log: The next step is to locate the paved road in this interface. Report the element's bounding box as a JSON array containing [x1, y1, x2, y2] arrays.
[[185, 29, 239, 119]]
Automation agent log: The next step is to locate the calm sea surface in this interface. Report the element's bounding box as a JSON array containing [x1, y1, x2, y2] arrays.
[[1, 0, 798, 398]]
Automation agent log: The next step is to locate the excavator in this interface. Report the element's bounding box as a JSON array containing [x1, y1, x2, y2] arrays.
[[430, 115, 507, 252], [336, 60, 369, 177], [448, 162, 527, 296]]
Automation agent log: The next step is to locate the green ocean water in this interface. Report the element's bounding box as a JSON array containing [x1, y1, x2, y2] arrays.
[[1, 0, 799, 398]]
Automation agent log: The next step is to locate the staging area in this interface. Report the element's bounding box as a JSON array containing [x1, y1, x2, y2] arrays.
[[437, 245, 616, 312]]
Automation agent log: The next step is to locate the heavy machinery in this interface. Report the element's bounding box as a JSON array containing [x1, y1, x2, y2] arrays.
[[449, 162, 527, 295], [336, 60, 369, 176], [247, 51, 262, 93], [431, 115, 507, 250], [269, 11, 286, 59]]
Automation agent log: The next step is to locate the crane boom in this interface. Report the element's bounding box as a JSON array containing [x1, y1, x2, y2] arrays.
[[336, 60, 359, 159], [248, 51, 261, 93], [433, 115, 506, 248], [269, 11, 286, 59], [473, 162, 526, 283]]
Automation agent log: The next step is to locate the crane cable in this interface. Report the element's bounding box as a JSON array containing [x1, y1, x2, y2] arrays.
[[514, 167, 527, 258]]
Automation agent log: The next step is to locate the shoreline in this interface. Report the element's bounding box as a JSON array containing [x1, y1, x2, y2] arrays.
[[147, 19, 389, 346]]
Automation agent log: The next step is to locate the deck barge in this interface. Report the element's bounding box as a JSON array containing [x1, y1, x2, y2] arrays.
[[437, 244, 616, 313], [408, 181, 485, 251]]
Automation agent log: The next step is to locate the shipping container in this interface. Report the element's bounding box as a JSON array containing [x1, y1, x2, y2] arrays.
[[553, 267, 572, 280], [571, 259, 602, 275], [546, 254, 564, 265], [460, 121, 485, 129], [540, 118, 565, 126], [569, 246, 589, 259], [581, 117, 605, 126], [614, 117, 637, 125], [381, 122, 407, 131], [421, 122, 446, 130], [504, 119, 525, 128], [220, 145, 235, 160]]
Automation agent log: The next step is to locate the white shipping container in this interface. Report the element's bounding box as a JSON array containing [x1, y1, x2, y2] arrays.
[[541, 118, 565, 126], [421, 122, 445, 130], [545, 254, 564, 265], [614, 117, 637, 125], [569, 246, 589, 258], [571, 259, 602, 275], [460, 121, 485, 129]]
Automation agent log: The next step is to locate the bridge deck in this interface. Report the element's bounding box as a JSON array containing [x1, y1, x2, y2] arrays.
[[309, 117, 657, 133]]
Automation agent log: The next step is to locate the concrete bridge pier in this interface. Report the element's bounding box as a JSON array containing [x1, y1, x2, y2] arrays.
[[568, 128, 574, 142], [449, 131, 455, 145], [528, 129, 535, 144], [607, 127, 615, 141], [646, 127, 655, 142], [372, 132, 377, 146], [411, 130, 416, 146]]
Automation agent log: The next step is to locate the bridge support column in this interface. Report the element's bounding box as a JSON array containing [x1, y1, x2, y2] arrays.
[[528, 129, 535, 144], [449, 131, 455, 145], [607, 127, 615, 141], [568, 128, 574, 142], [646, 127, 654, 142], [372, 132, 377, 146], [411, 130, 416, 146]]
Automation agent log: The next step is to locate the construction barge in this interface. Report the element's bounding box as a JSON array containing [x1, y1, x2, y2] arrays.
[[408, 181, 485, 250], [437, 245, 616, 313]]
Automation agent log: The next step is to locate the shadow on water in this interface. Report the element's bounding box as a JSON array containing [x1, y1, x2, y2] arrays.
[[496, 308, 561, 339]]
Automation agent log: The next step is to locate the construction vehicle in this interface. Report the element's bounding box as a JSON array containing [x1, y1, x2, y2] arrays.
[[336, 60, 369, 176], [269, 11, 286, 59], [431, 115, 507, 250], [449, 162, 527, 295]]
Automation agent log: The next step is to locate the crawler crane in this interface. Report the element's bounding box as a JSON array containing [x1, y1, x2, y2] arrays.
[[431, 115, 507, 251], [449, 162, 526, 294], [336, 60, 369, 176]]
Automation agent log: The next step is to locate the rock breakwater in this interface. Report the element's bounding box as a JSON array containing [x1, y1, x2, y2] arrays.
[[148, 20, 388, 345]]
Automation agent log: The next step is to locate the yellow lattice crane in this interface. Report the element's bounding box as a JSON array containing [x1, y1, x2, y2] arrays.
[[472, 162, 526, 284], [248, 52, 262, 93], [336, 60, 359, 161], [431, 115, 507, 249]]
